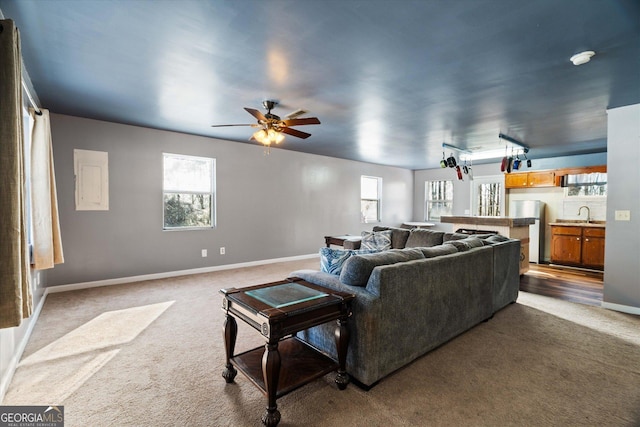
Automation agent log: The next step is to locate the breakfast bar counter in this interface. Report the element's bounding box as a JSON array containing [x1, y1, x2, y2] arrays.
[[440, 216, 535, 274]]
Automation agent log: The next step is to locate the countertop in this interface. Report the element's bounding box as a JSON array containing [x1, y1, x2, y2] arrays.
[[549, 220, 606, 228], [440, 216, 536, 227]]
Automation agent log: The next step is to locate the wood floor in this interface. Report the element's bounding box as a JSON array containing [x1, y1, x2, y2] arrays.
[[520, 263, 604, 306]]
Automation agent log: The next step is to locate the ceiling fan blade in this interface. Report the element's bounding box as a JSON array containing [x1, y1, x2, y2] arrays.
[[210, 124, 256, 127], [281, 127, 312, 139], [244, 107, 267, 122], [283, 117, 321, 127], [284, 109, 308, 120]]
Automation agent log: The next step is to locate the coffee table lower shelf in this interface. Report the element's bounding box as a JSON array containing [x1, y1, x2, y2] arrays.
[[231, 337, 337, 398]]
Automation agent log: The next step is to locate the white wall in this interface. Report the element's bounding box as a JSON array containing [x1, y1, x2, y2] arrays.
[[46, 114, 414, 286], [603, 104, 640, 312]]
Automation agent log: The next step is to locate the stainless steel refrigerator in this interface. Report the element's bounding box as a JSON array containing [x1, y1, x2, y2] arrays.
[[509, 200, 545, 263]]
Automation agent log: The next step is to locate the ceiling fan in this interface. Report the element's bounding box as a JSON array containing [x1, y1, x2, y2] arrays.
[[211, 100, 321, 147]]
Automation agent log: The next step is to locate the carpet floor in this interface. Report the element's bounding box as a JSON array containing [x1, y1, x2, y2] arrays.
[[3, 258, 640, 426]]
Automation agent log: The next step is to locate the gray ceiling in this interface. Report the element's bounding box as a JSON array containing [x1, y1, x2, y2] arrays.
[[2, 0, 639, 170]]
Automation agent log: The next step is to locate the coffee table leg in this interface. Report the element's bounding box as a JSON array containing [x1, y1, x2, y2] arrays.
[[261, 341, 281, 427], [334, 317, 350, 390], [222, 314, 238, 383]]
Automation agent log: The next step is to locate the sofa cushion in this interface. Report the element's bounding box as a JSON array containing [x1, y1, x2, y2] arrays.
[[405, 229, 445, 248], [460, 236, 485, 248], [443, 232, 471, 242], [372, 226, 411, 249], [482, 234, 511, 245], [360, 230, 393, 250], [443, 237, 484, 252], [340, 248, 425, 287], [319, 247, 379, 275], [419, 244, 459, 258]]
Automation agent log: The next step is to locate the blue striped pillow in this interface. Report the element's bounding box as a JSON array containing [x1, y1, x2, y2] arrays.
[[319, 247, 379, 275]]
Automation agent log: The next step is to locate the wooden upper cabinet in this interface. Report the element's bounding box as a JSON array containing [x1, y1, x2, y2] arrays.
[[504, 173, 528, 188], [505, 171, 555, 188], [527, 171, 555, 187]]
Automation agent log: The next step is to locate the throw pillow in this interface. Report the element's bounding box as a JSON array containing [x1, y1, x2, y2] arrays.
[[373, 226, 410, 248], [319, 247, 378, 275], [360, 230, 393, 251]]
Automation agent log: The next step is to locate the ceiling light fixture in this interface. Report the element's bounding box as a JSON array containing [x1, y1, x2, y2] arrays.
[[570, 50, 595, 66], [458, 133, 529, 163], [251, 127, 285, 147]]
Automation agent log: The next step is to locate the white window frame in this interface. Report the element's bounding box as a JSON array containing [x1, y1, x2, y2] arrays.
[[471, 175, 505, 217], [162, 153, 216, 230], [361, 175, 382, 223], [425, 180, 453, 222]]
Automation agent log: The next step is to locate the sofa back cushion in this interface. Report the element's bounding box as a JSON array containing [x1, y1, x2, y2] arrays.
[[319, 247, 379, 275], [481, 234, 511, 245], [420, 244, 459, 258], [443, 232, 472, 242], [444, 237, 484, 252], [443, 236, 485, 252], [405, 229, 445, 248], [372, 226, 411, 249], [340, 248, 425, 287]]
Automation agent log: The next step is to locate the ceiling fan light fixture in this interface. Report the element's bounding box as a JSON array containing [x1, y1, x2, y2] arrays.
[[570, 50, 595, 66], [252, 128, 285, 146]]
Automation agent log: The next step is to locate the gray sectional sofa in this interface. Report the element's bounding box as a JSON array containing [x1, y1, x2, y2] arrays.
[[290, 227, 521, 387]]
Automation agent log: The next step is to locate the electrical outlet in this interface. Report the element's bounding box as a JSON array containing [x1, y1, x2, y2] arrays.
[[615, 210, 631, 221], [201, 249, 207, 257], [220, 247, 226, 255]]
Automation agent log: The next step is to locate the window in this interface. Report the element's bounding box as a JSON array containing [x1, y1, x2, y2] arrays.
[[163, 153, 215, 229], [361, 176, 381, 223], [425, 180, 453, 221], [566, 173, 607, 197], [472, 175, 504, 216]]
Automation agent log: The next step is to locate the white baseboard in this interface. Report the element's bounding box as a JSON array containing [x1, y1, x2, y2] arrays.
[[601, 301, 640, 316], [0, 291, 48, 403], [46, 253, 319, 294]]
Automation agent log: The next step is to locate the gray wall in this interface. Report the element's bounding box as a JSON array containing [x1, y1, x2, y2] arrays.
[[47, 114, 413, 286], [603, 104, 640, 309]]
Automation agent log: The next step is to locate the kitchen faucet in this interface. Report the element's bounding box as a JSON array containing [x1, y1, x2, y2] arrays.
[[578, 205, 591, 223]]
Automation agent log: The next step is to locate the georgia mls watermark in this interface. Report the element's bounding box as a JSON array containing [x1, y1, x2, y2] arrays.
[[0, 406, 64, 427]]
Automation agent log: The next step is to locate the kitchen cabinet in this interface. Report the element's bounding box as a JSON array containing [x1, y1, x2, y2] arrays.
[[505, 171, 555, 188], [550, 225, 605, 269], [581, 228, 606, 269]]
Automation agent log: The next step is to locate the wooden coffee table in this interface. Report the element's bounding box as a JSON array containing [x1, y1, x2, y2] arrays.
[[220, 277, 355, 427]]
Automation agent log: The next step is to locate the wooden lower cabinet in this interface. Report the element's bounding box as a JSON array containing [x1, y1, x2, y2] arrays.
[[550, 225, 605, 269], [581, 228, 606, 269]]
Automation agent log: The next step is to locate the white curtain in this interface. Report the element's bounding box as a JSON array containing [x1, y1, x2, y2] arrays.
[[30, 108, 64, 269], [0, 19, 32, 328]]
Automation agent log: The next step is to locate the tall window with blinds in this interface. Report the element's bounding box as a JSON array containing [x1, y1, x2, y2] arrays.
[[361, 175, 382, 223], [425, 180, 453, 221], [476, 182, 502, 216]]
